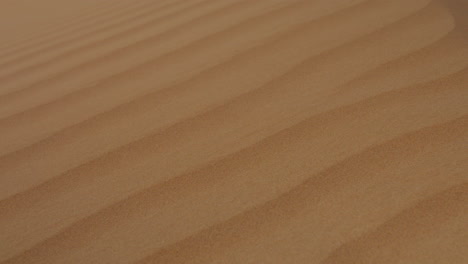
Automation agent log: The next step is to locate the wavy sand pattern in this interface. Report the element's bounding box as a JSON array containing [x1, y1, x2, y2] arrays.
[[0, 0, 467, 263]]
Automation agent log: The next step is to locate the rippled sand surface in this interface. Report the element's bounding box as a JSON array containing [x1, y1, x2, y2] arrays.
[[0, 0, 467, 263]]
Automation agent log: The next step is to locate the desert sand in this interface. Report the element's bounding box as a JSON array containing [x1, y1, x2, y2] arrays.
[[0, 0, 467, 263]]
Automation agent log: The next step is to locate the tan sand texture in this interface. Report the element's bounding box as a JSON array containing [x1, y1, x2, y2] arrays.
[[0, 0, 467, 263]]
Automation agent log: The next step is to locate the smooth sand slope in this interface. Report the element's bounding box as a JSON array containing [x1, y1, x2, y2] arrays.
[[0, 0, 467, 263]]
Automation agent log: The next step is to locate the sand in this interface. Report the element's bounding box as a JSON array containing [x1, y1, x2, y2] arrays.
[[0, 0, 467, 263]]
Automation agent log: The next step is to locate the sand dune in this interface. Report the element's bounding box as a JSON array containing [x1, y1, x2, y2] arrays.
[[0, 0, 467, 263]]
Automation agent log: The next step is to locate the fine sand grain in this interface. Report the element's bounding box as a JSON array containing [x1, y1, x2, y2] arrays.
[[0, 0, 467, 263]]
